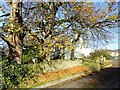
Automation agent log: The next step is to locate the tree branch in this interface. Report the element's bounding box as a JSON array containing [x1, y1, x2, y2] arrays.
[[1, 33, 10, 44], [55, 15, 83, 26], [90, 20, 114, 28], [0, 13, 10, 17]]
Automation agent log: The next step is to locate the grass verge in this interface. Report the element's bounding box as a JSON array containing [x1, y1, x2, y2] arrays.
[[18, 65, 91, 88]]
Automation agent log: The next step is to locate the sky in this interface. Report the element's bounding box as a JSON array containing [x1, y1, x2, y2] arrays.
[[75, 30, 119, 57], [104, 32, 119, 50]]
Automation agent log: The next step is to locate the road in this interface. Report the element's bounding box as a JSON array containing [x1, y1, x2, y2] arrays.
[[48, 60, 120, 89]]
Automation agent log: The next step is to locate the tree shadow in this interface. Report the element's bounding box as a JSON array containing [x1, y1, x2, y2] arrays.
[[87, 67, 120, 89]]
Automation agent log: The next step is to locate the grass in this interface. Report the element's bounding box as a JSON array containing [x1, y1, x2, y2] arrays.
[[18, 65, 90, 88], [82, 61, 101, 72], [100, 60, 112, 69], [30, 74, 71, 88], [15, 60, 113, 88], [82, 60, 113, 72]]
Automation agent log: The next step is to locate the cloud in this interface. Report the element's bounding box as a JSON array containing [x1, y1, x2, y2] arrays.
[[74, 47, 93, 57], [105, 43, 118, 50]]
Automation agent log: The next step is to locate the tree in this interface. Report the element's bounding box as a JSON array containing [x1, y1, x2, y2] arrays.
[[0, 1, 118, 63], [66, 2, 118, 59], [22, 2, 118, 61], [89, 49, 111, 60], [1, 0, 24, 64], [22, 2, 71, 61]]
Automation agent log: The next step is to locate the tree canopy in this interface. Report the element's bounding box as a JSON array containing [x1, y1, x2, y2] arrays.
[[0, 1, 118, 63], [89, 49, 111, 60]]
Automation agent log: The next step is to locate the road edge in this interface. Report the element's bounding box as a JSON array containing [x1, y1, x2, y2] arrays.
[[30, 71, 92, 89]]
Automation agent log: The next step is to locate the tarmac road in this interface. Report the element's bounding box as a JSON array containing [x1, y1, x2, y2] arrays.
[[48, 60, 120, 89]]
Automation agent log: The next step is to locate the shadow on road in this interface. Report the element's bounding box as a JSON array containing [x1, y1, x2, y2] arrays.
[[89, 67, 120, 88], [47, 60, 120, 89], [85, 60, 120, 89]]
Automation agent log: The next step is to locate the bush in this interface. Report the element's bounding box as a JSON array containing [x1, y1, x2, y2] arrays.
[[23, 54, 33, 64], [1, 57, 45, 89], [1, 58, 30, 89]]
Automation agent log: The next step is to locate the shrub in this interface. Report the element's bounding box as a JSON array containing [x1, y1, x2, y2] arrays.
[[2, 59, 45, 89], [1, 58, 30, 89], [23, 54, 33, 64]]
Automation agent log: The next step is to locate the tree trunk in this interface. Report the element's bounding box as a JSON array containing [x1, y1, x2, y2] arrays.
[[70, 49, 74, 60], [70, 34, 80, 60], [9, 44, 22, 64], [8, 0, 23, 64], [46, 53, 51, 61], [8, 33, 23, 64], [61, 47, 65, 60]]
